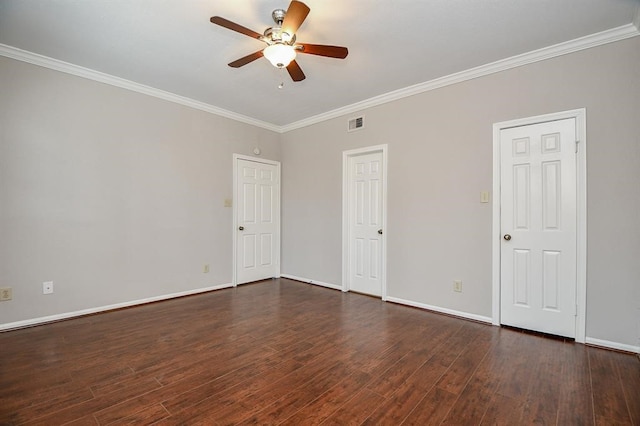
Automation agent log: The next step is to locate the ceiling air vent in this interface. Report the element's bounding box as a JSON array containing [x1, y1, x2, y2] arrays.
[[348, 116, 365, 132]]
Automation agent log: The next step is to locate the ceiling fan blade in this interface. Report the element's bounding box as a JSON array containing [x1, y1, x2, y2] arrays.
[[210, 16, 263, 40], [228, 50, 264, 68], [286, 60, 306, 82], [282, 1, 310, 36], [297, 43, 348, 59]]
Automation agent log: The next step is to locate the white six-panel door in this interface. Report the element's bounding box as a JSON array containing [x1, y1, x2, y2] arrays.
[[500, 118, 577, 337], [235, 157, 280, 285], [347, 151, 384, 296]]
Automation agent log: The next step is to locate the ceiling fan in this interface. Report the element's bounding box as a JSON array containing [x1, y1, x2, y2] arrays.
[[210, 0, 348, 82]]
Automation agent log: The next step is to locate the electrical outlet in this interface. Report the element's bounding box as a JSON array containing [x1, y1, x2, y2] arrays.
[[0, 287, 12, 301], [43, 281, 54, 294], [453, 280, 462, 293], [203, 264, 210, 273]]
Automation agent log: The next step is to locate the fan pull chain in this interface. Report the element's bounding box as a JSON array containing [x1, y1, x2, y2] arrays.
[[278, 67, 285, 89]]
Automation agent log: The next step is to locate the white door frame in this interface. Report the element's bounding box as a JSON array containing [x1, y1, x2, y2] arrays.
[[491, 109, 587, 342], [342, 144, 388, 300], [232, 154, 281, 287]]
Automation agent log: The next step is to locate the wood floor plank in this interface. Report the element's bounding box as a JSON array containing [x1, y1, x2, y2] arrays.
[[153, 339, 279, 386], [590, 346, 634, 424], [162, 356, 304, 418], [361, 345, 456, 425], [320, 389, 385, 426], [518, 337, 563, 424], [236, 360, 356, 424], [278, 370, 372, 425], [439, 329, 523, 424], [439, 366, 497, 424], [365, 322, 460, 398], [0, 278, 636, 425], [163, 349, 344, 424], [401, 387, 459, 426], [478, 393, 524, 426], [1, 379, 85, 419], [617, 352, 640, 424], [435, 323, 497, 395], [61, 414, 99, 425], [90, 372, 156, 398], [1, 385, 95, 425], [104, 404, 170, 425], [93, 351, 299, 425], [23, 378, 163, 426], [557, 342, 594, 425], [208, 359, 348, 424]]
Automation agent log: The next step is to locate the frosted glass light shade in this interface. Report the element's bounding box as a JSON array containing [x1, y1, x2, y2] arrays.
[[263, 44, 296, 68]]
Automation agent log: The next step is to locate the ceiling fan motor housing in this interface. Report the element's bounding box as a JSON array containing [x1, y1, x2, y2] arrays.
[[263, 27, 296, 45], [272, 9, 286, 24], [264, 8, 295, 45]]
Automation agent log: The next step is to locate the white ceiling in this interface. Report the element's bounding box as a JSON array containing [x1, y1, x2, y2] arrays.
[[1, 0, 638, 128]]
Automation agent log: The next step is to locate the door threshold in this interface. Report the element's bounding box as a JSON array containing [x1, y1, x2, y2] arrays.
[[348, 290, 382, 299], [501, 324, 575, 342]]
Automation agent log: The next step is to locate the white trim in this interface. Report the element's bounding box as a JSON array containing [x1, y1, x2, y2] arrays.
[[585, 337, 640, 354], [492, 108, 587, 343], [2, 24, 637, 134], [386, 296, 493, 324], [342, 144, 388, 300], [491, 122, 502, 326], [0, 283, 232, 332], [0, 44, 280, 133], [280, 24, 639, 132], [280, 274, 342, 291], [575, 111, 588, 343], [232, 154, 281, 287]]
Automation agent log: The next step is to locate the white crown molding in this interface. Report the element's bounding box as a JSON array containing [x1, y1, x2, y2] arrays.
[[281, 23, 640, 133], [0, 44, 281, 133], [2, 23, 638, 134]]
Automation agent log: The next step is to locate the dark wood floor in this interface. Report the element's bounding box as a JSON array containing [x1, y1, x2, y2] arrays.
[[1, 278, 638, 425]]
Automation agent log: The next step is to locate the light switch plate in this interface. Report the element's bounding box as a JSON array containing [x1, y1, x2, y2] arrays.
[[480, 191, 490, 203]]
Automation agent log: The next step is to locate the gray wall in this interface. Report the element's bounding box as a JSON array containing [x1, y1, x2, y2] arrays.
[[0, 57, 280, 324], [1, 37, 639, 349], [281, 37, 640, 347]]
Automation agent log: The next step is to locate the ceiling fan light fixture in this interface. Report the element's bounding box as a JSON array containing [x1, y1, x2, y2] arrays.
[[211, 1, 347, 83], [263, 43, 296, 68]]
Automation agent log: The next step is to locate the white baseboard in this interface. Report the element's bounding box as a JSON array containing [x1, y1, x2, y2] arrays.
[[382, 297, 639, 354], [5, 280, 637, 355], [585, 337, 640, 354], [0, 283, 233, 332], [280, 274, 343, 291], [385, 296, 493, 324], [280, 275, 493, 324]]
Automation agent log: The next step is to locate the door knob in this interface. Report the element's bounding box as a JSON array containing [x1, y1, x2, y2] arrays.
[[503, 234, 511, 241], [238, 226, 244, 231], [378, 229, 383, 235]]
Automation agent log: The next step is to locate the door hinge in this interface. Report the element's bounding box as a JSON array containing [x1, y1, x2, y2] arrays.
[[575, 140, 580, 153], [575, 304, 578, 316]]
